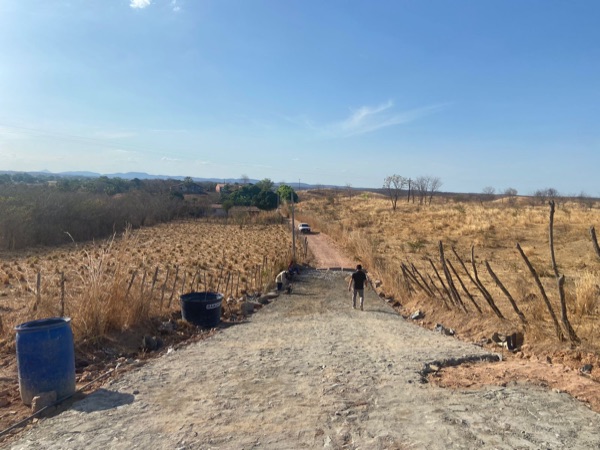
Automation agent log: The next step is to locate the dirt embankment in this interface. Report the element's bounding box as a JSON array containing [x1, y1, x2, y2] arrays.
[[7, 269, 600, 449]]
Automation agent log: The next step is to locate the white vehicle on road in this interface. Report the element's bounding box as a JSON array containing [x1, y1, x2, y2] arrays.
[[298, 223, 311, 234]]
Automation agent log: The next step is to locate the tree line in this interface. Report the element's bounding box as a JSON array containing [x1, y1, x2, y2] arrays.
[[383, 175, 443, 210], [0, 174, 303, 250], [0, 175, 217, 250], [219, 179, 298, 212]]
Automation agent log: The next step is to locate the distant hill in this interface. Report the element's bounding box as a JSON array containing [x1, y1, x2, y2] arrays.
[[0, 170, 328, 189]]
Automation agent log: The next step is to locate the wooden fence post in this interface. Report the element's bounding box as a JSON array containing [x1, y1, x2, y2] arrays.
[[439, 241, 467, 312], [469, 246, 505, 319], [428, 258, 453, 309], [168, 266, 179, 308], [484, 261, 526, 324], [549, 201, 579, 343], [447, 259, 481, 313], [60, 271, 65, 317], [516, 243, 564, 341]]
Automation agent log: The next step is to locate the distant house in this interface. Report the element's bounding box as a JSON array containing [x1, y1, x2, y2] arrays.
[[215, 183, 227, 193]]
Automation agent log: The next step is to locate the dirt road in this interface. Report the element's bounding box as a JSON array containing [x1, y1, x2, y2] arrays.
[[9, 268, 600, 449], [303, 231, 356, 269]]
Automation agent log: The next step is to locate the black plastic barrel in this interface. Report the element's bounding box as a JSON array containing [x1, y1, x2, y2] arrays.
[[180, 292, 223, 327], [15, 317, 76, 406]]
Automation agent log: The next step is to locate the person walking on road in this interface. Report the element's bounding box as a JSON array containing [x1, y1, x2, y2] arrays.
[[348, 264, 369, 310]]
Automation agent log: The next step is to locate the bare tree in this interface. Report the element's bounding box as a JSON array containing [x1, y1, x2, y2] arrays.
[[578, 191, 594, 209], [533, 187, 559, 204], [383, 175, 407, 211], [414, 176, 428, 205], [481, 186, 496, 203], [428, 176, 442, 205], [345, 183, 353, 198], [240, 174, 250, 185], [503, 187, 518, 205]]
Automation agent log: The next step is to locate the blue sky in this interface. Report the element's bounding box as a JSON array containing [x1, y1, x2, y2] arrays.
[[0, 1, 598, 195]]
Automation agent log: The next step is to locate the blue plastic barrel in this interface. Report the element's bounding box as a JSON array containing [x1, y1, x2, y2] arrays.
[[180, 292, 222, 328], [15, 317, 76, 406]]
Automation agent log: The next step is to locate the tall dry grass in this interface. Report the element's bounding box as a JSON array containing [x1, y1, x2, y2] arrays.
[[297, 190, 600, 352]]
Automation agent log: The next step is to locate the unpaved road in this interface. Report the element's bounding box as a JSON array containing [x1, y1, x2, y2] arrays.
[[9, 269, 600, 449], [303, 231, 355, 269]]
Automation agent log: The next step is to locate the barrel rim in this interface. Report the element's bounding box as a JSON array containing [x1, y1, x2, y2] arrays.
[[180, 291, 223, 303], [15, 317, 72, 332]]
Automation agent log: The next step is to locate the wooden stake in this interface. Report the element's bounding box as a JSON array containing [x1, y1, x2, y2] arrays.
[[549, 201, 579, 343], [168, 266, 179, 308], [32, 271, 41, 312], [410, 263, 435, 297], [589, 226, 600, 260], [484, 260, 526, 324], [517, 243, 563, 340], [160, 267, 170, 312], [439, 241, 467, 312], [149, 266, 159, 299], [190, 269, 199, 292], [60, 272, 65, 317], [180, 271, 187, 295], [428, 258, 452, 308], [469, 246, 505, 319], [140, 270, 147, 298], [446, 260, 481, 313], [126, 271, 137, 299], [401, 263, 431, 297], [216, 266, 224, 293], [224, 272, 231, 298]]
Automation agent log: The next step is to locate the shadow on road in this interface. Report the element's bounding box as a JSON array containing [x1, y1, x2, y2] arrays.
[[72, 389, 134, 413]]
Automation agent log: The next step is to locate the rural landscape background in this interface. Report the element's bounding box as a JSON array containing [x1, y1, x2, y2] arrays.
[[0, 169, 600, 438], [1, 0, 599, 443]]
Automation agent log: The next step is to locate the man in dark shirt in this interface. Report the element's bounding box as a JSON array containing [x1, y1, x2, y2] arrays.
[[348, 264, 369, 311]]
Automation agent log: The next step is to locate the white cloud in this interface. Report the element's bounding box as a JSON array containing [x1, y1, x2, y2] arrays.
[[161, 156, 181, 162], [288, 100, 447, 138], [130, 0, 151, 9], [330, 100, 447, 137], [171, 0, 181, 12]]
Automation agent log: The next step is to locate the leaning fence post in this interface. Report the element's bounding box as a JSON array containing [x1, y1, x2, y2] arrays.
[[516, 242, 564, 341]]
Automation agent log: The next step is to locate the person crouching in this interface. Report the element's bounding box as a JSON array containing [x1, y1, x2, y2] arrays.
[[276, 270, 288, 291]]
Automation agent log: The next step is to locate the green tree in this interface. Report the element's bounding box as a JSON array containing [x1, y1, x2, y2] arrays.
[[254, 190, 278, 210], [276, 184, 298, 203], [256, 178, 275, 192]]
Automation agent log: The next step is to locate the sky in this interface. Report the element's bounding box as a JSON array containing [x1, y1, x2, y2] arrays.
[[0, 1, 598, 195]]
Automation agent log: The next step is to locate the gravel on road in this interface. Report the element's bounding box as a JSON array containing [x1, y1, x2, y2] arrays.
[[9, 269, 600, 449]]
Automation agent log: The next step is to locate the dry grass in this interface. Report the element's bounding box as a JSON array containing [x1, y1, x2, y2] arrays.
[[297, 190, 600, 354], [0, 214, 298, 347]]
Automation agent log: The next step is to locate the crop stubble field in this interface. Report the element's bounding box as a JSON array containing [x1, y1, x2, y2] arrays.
[[0, 218, 294, 340], [0, 215, 297, 433]]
